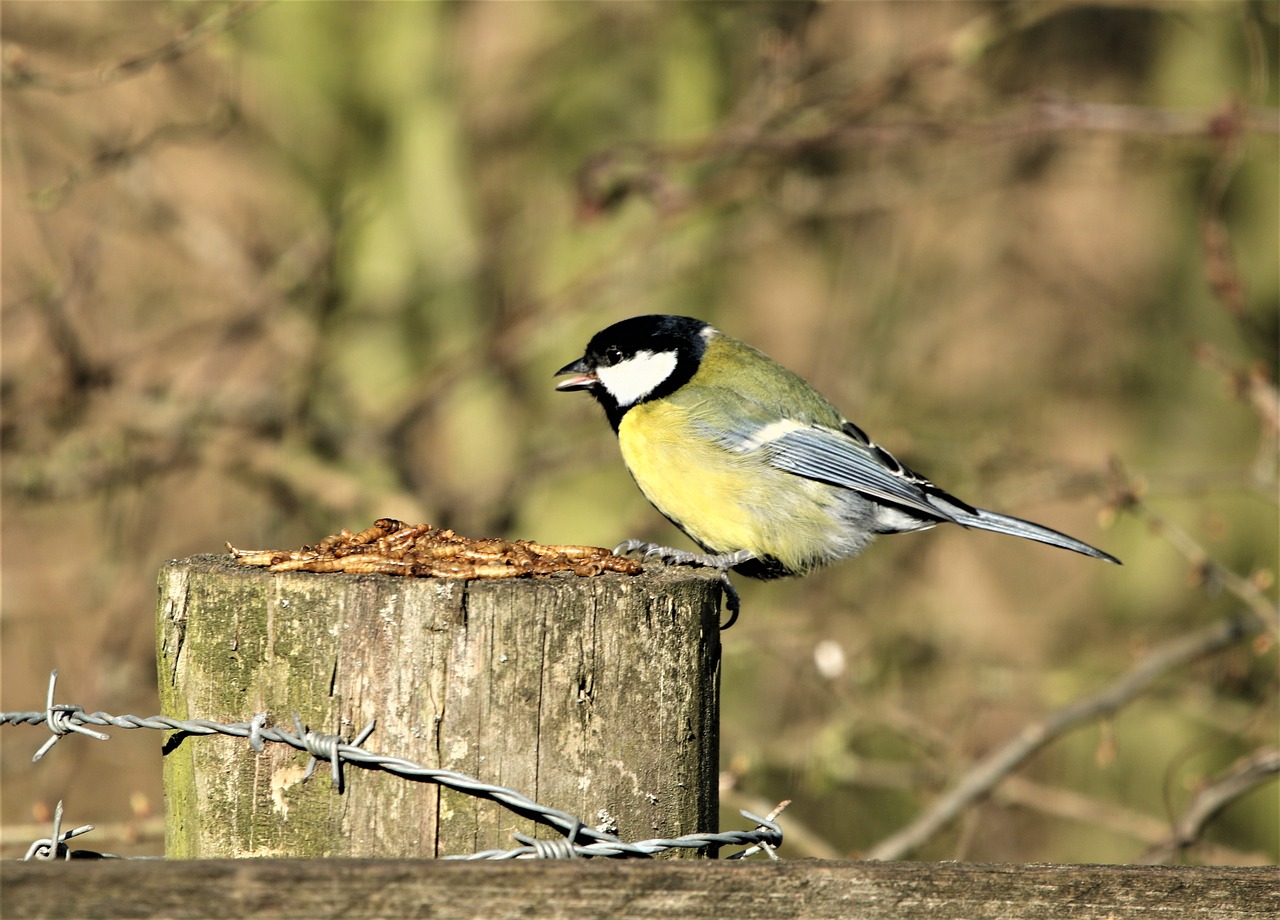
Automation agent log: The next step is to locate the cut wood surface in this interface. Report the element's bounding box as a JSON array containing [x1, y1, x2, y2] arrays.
[[4, 859, 1277, 920], [157, 555, 724, 858]]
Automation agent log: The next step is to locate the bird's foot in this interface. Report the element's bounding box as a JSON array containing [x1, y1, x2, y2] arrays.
[[612, 541, 750, 630], [612, 540, 755, 571]]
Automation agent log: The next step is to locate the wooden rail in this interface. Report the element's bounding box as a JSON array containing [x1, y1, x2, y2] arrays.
[[4, 859, 1276, 919]]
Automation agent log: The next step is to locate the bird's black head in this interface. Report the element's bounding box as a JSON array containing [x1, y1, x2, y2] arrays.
[[555, 314, 711, 430]]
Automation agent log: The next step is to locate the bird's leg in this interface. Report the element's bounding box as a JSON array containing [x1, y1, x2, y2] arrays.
[[612, 541, 750, 630]]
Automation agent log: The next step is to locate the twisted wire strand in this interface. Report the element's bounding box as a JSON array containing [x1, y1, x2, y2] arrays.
[[4, 671, 784, 860]]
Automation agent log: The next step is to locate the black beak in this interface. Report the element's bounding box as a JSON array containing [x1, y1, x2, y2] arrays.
[[554, 357, 598, 391]]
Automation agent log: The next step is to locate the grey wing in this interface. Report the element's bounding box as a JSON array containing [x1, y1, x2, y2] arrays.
[[702, 412, 1121, 563]]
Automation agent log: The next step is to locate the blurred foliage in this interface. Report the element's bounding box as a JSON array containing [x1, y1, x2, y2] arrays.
[[2, 0, 1276, 863]]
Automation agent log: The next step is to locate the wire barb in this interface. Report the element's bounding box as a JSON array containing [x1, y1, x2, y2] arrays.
[[22, 801, 98, 861], [513, 825, 582, 859], [33, 670, 110, 762], [727, 801, 789, 860], [294, 715, 377, 794]]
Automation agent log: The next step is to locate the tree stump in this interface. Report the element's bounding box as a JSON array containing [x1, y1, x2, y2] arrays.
[[156, 554, 723, 858]]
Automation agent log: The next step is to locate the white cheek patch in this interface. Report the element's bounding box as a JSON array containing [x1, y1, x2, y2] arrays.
[[596, 349, 679, 407]]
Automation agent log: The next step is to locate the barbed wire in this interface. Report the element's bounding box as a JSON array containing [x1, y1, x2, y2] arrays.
[[21, 800, 109, 861], [5, 670, 783, 861]]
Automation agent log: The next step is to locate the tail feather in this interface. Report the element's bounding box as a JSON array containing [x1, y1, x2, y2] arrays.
[[950, 506, 1121, 564]]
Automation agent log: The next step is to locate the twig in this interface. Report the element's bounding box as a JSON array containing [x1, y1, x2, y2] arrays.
[[1139, 747, 1280, 865], [2, 2, 264, 94], [1108, 460, 1279, 637], [32, 235, 113, 397], [1194, 99, 1276, 365], [699, 100, 1280, 159], [580, 98, 1280, 216], [722, 789, 842, 861], [29, 105, 239, 212]]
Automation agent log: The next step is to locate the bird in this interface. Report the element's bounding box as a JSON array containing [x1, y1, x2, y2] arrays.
[[555, 314, 1120, 585]]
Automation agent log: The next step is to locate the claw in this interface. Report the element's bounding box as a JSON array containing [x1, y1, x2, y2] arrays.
[[612, 539, 652, 557], [718, 572, 741, 630]]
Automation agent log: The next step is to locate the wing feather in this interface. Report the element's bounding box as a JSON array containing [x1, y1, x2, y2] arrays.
[[765, 426, 954, 521], [702, 416, 955, 523]]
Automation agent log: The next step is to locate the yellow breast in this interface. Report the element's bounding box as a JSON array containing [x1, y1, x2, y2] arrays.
[[618, 401, 754, 552]]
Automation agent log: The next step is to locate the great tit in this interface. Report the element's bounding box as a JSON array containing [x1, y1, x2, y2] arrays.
[[555, 314, 1120, 581]]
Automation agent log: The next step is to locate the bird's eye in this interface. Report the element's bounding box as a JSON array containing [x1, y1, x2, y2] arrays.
[[603, 345, 623, 366]]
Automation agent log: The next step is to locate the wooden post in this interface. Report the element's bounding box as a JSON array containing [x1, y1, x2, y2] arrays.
[[156, 554, 723, 858]]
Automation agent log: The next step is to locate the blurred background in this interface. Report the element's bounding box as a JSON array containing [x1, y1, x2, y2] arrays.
[[2, 0, 1276, 863]]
